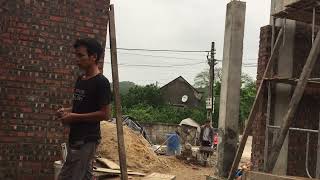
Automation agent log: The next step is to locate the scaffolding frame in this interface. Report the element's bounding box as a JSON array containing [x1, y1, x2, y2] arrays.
[[228, 1, 320, 179]]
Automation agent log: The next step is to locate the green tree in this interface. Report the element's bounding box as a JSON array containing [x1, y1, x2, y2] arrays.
[[194, 68, 222, 127], [121, 84, 163, 109], [239, 76, 256, 132], [119, 81, 136, 95], [120, 83, 207, 124], [194, 69, 209, 88], [193, 68, 256, 128]]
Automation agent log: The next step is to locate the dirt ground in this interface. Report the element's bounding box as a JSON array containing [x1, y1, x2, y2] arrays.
[[160, 156, 216, 180], [103, 156, 216, 180], [98, 122, 253, 180]]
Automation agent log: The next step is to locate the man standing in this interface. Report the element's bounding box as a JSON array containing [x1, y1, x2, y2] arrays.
[[199, 120, 214, 147], [199, 120, 214, 165], [57, 38, 111, 180]]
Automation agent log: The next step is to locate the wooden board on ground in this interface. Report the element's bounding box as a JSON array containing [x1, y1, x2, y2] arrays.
[[142, 173, 176, 180], [96, 158, 120, 170], [94, 167, 146, 177]]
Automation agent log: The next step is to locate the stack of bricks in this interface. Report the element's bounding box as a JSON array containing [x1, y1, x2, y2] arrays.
[[0, 0, 109, 179], [253, 23, 320, 177]]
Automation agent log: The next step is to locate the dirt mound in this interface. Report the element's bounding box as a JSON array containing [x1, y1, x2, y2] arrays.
[[97, 121, 177, 173]]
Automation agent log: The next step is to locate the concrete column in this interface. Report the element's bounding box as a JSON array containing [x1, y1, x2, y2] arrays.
[[217, 1, 246, 177], [269, 0, 295, 175], [272, 20, 295, 175]]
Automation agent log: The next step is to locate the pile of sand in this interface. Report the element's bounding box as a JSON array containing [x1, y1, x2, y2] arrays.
[[97, 121, 177, 173]]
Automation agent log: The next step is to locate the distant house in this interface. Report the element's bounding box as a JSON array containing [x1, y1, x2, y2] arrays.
[[160, 76, 202, 108]]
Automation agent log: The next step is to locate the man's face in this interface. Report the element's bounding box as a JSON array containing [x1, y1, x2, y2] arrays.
[[74, 46, 96, 69]]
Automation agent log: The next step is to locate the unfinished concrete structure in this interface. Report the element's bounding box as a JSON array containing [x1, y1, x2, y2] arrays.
[[249, 0, 320, 178], [218, 0, 246, 177], [0, 1, 109, 179]]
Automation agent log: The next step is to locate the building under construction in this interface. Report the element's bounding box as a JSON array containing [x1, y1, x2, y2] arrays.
[[237, 0, 320, 179]]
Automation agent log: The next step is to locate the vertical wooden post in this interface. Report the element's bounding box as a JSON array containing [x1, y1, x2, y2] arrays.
[[263, 82, 272, 171], [266, 30, 320, 172], [227, 28, 283, 180], [316, 112, 320, 178], [108, 4, 128, 180]]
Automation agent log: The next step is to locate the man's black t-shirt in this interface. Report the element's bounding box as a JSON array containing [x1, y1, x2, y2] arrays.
[[69, 73, 111, 143]]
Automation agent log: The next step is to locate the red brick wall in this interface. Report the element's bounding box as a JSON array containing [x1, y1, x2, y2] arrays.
[[253, 23, 320, 177], [0, 1, 109, 179], [251, 25, 273, 171]]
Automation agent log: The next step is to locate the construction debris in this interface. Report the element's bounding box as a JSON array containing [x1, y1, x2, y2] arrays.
[[142, 172, 176, 180], [96, 157, 121, 170], [94, 167, 146, 176]]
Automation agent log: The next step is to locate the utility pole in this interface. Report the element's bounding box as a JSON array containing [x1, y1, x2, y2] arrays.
[[207, 42, 216, 126]]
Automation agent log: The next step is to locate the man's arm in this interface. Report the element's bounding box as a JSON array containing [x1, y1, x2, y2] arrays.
[[59, 104, 111, 124], [56, 107, 72, 117]]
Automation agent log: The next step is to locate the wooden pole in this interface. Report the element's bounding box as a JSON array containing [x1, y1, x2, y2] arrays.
[[263, 82, 272, 171], [266, 30, 320, 172], [227, 28, 284, 180], [108, 4, 128, 180], [316, 112, 320, 178]]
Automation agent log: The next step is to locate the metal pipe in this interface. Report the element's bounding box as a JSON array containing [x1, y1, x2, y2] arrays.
[[264, 82, 272, 171], [267, 125, 319, 133], [306, 133, 312, 178]]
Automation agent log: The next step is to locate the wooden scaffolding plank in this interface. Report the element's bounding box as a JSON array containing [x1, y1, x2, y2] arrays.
[[266, 30, 320, 172], [108, 4, 128, 180], [316, 114, 320, 178], [96, 158, 121, 170], [273, 0, 320, 25], [94, 167, 146, 176], [142, 173, 176, 180], [227, 28, 284, 180], [264, 78, 320, 88]]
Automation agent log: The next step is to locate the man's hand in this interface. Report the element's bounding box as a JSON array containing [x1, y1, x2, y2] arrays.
[[56, 107, 72, 118], [59, 112, 77, 124], [56, 108, 65, 118]]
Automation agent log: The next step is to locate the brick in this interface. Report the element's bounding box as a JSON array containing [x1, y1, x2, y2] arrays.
[[0, 0, 109, 179], [49, 16, 64, 22]]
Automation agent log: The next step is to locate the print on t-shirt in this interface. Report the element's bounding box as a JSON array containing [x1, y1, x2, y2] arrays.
[[73, 89, 86, 101]]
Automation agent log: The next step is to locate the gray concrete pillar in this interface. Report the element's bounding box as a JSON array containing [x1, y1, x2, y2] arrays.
[[217, 1, 246, 177], [272, 20, 295, 175], [269, 0, 295, 175]]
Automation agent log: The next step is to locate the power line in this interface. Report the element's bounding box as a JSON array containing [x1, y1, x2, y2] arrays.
[[103, 61, 257, 68], [103, 61, 206, 68], [116, 52, 205, 62], [106, 47, 210, 53], [109, 52, 258, 64]]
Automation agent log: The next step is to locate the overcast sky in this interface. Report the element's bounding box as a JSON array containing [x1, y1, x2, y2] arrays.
[[103, 0, 271, 86]]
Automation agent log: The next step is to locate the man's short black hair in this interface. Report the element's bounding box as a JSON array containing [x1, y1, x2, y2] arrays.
[[73, 38, 104, 63]]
